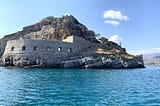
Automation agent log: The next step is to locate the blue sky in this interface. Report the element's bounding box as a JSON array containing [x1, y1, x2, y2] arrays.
[[0, 0, 159, 54]]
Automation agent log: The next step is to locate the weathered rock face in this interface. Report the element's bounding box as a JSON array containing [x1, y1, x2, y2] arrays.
[[0, 15, 145, 69], [0, 54, 144, 69], [1, 15, 97, 42]]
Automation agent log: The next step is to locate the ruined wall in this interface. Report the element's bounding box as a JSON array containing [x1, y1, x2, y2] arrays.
[[73, 36, 91, 52]]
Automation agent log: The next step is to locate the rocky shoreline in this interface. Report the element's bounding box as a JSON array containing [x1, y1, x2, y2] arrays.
[[0, 54, 144, 69]]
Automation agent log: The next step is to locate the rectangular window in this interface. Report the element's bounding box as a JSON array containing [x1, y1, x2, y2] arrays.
[[68, 48, 72, 52], [33, 46, 37, 50]]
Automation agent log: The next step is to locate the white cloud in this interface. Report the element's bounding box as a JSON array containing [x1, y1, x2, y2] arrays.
[[104, 20, 120, 26], [109, 35, 122, 43], [103, 10, 130, 21]]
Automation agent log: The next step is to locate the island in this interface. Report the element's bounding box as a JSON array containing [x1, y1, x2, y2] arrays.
[[0, 15, 144, 69]]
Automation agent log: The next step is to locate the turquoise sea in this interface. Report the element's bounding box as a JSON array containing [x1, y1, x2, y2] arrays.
[[0, 66, 160, 106]]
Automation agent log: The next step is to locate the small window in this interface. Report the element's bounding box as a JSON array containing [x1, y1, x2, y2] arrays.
[[22, 46, 26, 50], [33, 46, 37, 50], [46, 46, 51, 51], [58, 47, 61, 52], [68, 48, 72, 52], [11, 47, 14, 51], [48, 22, 52, 25]]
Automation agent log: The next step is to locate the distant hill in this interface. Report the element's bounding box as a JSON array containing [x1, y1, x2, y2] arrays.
[[143, 53, 160, 65]]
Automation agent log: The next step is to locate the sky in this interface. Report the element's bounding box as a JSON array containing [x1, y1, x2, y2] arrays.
[[0, 0, 160, 55]]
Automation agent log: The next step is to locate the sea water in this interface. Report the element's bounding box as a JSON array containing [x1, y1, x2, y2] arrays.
[[0, 66, 160, 106]]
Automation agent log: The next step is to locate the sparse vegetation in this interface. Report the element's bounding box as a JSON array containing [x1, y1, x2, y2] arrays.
[[99, 37, 108, 44]]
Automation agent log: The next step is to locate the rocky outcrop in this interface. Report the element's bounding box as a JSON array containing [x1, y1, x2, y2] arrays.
[[0, 54, 144, 69], [1, 15, 97, 42], [61, 55, 144, 69]]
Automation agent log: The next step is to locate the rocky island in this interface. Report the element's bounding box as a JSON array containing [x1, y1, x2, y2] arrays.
[[0, 15, 144, 69]]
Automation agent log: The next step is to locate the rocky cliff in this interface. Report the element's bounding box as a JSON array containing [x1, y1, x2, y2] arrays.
[[0, 15, 145, 69]]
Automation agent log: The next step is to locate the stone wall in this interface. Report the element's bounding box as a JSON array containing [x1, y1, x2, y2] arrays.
[[1, 36, 92, 66], [72, 35, 91, 52], [135, 55, 144, 66], [0, 43, 5, 57]]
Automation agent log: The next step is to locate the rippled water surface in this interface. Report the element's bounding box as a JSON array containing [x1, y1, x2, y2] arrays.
[[0, 66, 160, 106]]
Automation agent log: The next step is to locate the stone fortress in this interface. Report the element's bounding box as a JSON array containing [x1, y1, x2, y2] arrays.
[[2, 35, 91, 67], [0, 15, 144, 68]]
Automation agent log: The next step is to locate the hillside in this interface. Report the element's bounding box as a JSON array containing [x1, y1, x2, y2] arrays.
[[143, 53, 160, 65], [1, 15, 97, 42]]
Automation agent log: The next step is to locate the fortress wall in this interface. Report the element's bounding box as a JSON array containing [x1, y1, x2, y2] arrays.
[[72, 36, 91, 52], [2, 36, 92, 66], [3, 39, 76, 58], [135, 55, 144, 65], [3, 36, 92, 57], [62, 36, 91, 51], [0, 43, 5, 57]]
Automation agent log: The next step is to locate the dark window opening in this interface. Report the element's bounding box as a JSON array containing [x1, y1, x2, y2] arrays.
[[68, 48, 72, 52], [46, 46, 51, 51], [49, 22, 52, 25], [33, 46, 37, 50], [11, 47, 14, 51], [22, 46, 26, 50]]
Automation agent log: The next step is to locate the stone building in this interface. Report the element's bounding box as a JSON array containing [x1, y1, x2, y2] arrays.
[[1, 35, 91, 67]]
